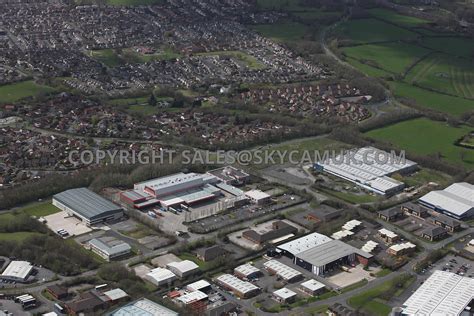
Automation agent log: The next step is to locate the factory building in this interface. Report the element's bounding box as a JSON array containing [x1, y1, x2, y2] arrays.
[[402, 270, 474, 315], [53, 188, 123, 227], [419, 182, 474, 220], [215, 274, 260, 298], [1, 261, 34, 283], [314, 147, 417, 196], [88, 237, 131, 262], [276, 232, 372, 276]]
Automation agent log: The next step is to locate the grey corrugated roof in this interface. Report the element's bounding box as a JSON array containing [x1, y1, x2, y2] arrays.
[[54, 188, 122, 221], [296, 240, 372, 267], [89, 238, 131, 256]]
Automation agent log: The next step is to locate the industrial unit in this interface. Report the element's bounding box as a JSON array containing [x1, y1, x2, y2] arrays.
[[53, 188, 123, 227], [88, 237, 131, 261], [277, 232, 372, 276], [109, 298, 178, 316], [419, 182, 474, 220], [1, 261, 34, 283], [215, 274, 260, 298], [263, 260, 303, 282], [314, 147, 417, 196], [145, 268, 177, 286], [234, 264, 261, 280], [402, 270, 474, 315], [166, 260, 199, 278]]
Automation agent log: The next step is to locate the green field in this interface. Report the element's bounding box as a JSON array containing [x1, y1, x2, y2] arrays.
[[343, 43, 430, 74], [365, 118, 474, 168], [197, 51, 266, 70], [251, 22, 310, 42], [346, 57, 391, 77], [406, 54, 474, 99], [0, 232, 43, 242], [256, 0, 304, 10], [335, 18, 418, 44], [390, 81, 474, 116], [106, 0, 163, 5], [89, 49, 123, 67], [369, 8, 428, 27], [20, 201, 61, 217], [0, 81, 56, 104], [420, 37, 474, 58]]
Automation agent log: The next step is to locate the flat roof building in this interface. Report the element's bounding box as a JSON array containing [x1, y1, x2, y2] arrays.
[[245, 190, 271, 205], [53, 188, 123, 227], [176, 290, 208, 305], [402, 270, 474, 315], [300, 279, 326, 296], [108, 298, 178, 316], [207, 166, 250, 186], [215, 274, 260, 298], [166, 260, 199, 278], [273, 288, 297, 303], [186, 280, 212, 293], [1, 261, 34, 283], [419, 182, 474, 220], [242, 220, 298, 245], [387, 242, 416, 256], [88, 237, 131, 262], [314, 147, 417, 196]]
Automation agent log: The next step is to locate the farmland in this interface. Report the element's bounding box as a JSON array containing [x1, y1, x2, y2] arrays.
[[251, 22, 310, 42], [365, 118, 474, 168], [0, 81, 56, 104], [333, 8, 474, 116]]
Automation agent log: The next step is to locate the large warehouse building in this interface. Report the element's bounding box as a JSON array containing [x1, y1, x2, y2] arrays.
[[314, 147, 417, 196], [402, 270, 474, 315], [0, 261, 34, 283], [53, 188, 123, 227], [419, 182, 474, 220], [277, 232, 372, 276]]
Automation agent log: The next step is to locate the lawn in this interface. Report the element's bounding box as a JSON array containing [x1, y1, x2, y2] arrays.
[[346, 57, 391, 77], [365, 118, 474, 168], [395, 168, 452, 188], [420, 37, 474, 58], [89, 49, 123, 67], [197, 51, 266, 70], [106, 0, 164, 5], [122, 47, 181, 63], [120, 224, 158, 239], [251, 22, 310, 42], [20, 201, 61, 217], [369, 8, 428, 28], [0, 232, 43, 242], [256, 0, 305, 11], [390, 81, 474, 116], [0, 81, 56, 104], [343, 42, 430, 74], [347, 275, 413, 316], [335, 18, 418, 43], [406, 53, 474, 99], [319, 188, 380, 204]]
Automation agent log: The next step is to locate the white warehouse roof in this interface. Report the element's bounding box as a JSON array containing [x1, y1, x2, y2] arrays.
[[273, 287, 297, 300], [403, 270, 474, 315], [146, 268, 176, 283], [277, 232, 332, 256], [186, 280, 211, 292], [216, 274, 259, 294], [263, 260, 302, 281], [245, 190, 270, 200], [167, 260, 199, 273], [234, 264, 260, 277], [176, 290, 208, 305], [103, 288, 129, 301], [300, 279, 326, 292], [419, 182, 474, 218], [1, 261, 33, 280]]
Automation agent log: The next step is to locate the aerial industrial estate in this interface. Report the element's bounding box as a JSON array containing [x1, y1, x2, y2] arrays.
[[1, 0, 474, 316]]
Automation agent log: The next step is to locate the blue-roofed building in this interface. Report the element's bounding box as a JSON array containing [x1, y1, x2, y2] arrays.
[[53, 188, 123, 227], [108, 298, 178, 316]]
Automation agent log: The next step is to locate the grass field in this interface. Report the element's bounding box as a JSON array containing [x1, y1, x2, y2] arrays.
[[0, 81, 56, 104], [319, 188, 380, 204], [390, 81, 474, 116], [335, 18, 418, 43], [0, 232, 43, 242], [369, 8, 428, 27], [346, 57, 391, 77], [197, 51, 266, 70], [251, 22, 310, 42], [365, 118, 474, 168], [347, 275, 414, 316], [20, 201, 61, 217], [406, 53, 474, 99], [420, 37, 474, 58], [343, 42, 430, 74], [108, 96, 173, 115], [106, 0, 164, 5], [256, 0, 304, 10], [89, 49, 123, 67]]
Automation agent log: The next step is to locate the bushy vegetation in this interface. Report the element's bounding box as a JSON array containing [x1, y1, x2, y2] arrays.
[[98, 263, 151, 297]]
